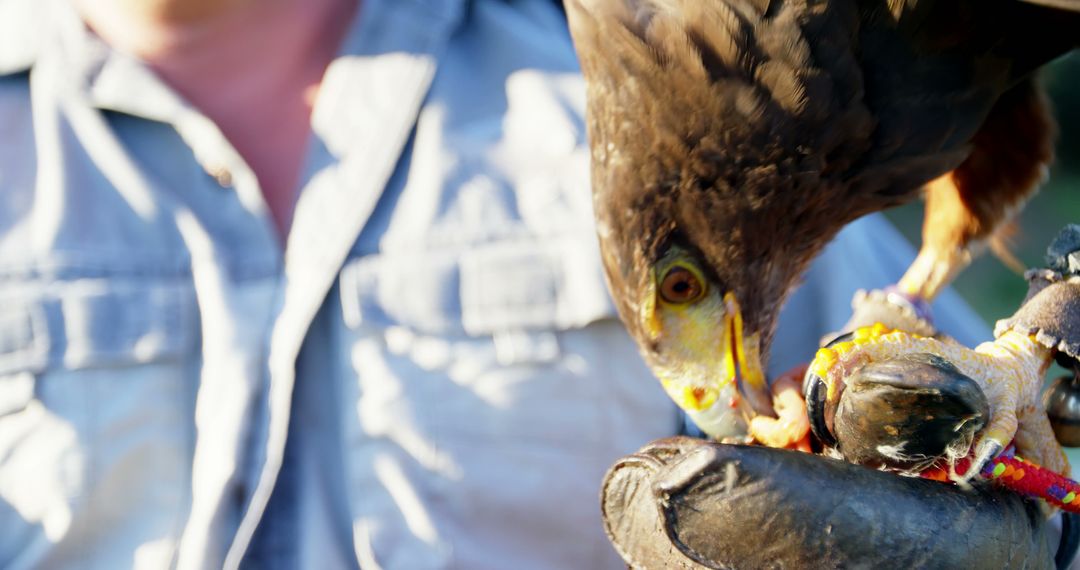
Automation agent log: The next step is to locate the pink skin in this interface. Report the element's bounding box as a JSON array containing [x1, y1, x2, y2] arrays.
[[73, 0, 360, 239]]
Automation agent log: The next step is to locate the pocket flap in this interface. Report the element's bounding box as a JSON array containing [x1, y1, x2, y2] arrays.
[[0, 279, 198, 372], [340, 233, 617, 336], [48, 280, 198, 368], [459, 235, 615, 335]]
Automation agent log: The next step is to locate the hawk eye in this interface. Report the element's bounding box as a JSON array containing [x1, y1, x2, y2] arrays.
[[659, 266, 705, 304]]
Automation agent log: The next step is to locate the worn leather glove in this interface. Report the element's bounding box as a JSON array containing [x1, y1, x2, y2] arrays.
[[601, 437, 1057, 569]]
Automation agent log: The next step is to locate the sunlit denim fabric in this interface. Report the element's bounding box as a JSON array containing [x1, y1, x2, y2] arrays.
[[0, 0, 990, 568]]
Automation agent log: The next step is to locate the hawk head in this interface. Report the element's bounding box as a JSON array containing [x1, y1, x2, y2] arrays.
[[567, 0, 884, 437]]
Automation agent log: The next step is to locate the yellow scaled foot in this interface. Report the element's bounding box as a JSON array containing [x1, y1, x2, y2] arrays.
[[808, 324, 1069, 480]]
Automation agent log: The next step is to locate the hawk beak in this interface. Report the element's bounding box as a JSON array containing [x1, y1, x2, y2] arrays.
[[722, 293, 776, 419]]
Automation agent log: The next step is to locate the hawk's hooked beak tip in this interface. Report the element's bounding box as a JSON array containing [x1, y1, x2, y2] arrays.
[[722, 293, 775, 419]]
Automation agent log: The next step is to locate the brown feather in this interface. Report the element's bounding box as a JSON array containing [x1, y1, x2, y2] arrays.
[[922, 78, 1056, 259], [566, 0, 1075, 369], [990, 222, 1027, 276]]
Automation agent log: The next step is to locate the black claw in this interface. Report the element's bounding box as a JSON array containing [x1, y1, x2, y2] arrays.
[[805, 373, 837, 448], [824, 331, 855, 348], [1056, 512, 1080, 570], [818, 330, 855, 350]]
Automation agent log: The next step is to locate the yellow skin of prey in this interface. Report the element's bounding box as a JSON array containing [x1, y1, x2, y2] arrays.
[[811, 324, 1069, 479]]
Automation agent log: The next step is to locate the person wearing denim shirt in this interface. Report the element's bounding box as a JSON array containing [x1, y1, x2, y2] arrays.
[[0, 0, 990, 568]]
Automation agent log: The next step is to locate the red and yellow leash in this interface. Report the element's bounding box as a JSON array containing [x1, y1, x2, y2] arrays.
[[922, 447, 1080, 513]]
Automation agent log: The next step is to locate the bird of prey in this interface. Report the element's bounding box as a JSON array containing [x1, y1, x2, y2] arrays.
[[565, 0, 1079, 447]]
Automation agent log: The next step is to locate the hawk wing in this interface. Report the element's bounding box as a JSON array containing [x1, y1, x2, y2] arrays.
[[567, 0, 1075, 211]]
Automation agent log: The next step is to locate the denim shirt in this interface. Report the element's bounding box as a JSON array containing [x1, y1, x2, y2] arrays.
[[0, 0, 990, 568]]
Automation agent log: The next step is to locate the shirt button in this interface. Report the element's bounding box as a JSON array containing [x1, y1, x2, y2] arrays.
[[207, 164, 233, 188]]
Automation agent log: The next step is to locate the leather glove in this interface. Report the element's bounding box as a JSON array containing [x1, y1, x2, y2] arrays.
[[601, 436, 1057, 569]]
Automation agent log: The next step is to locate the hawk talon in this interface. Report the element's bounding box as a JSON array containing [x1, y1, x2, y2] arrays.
[[804, 323, 1067, 484], [964, 439, 1004, 485], [804, 372, 836, 447]]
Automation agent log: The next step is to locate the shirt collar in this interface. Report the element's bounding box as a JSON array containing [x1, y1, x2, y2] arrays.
[[0, 0, 48, 75], [0, 0, 122, 98]]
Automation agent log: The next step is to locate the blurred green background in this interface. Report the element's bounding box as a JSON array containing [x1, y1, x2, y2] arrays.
[[885, 54, 1080, 328]]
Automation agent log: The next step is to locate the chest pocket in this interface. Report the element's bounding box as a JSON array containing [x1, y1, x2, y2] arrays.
[[457, 237, 616, 337], [339, 230, 624, 441], [337, 230, 681, 570], [0, 277, 199, 409], [343, 232, 615, 330], [0, 276, 199, 570]]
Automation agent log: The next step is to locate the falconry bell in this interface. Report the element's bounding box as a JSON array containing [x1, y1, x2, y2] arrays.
[[1045, 364, 1080, 447], [1016, 224, 1080, 447]]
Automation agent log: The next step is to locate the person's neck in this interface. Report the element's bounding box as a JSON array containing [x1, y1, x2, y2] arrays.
[[73, 0, 359, 240], [73, 0, 355, 65], [74, 0, 261, 59]]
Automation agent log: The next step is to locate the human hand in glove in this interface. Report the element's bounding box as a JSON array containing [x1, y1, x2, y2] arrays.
[[601, 437, 1060, 569]]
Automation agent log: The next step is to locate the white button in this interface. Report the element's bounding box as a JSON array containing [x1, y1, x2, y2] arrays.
[[206, 164, 233, 188]]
